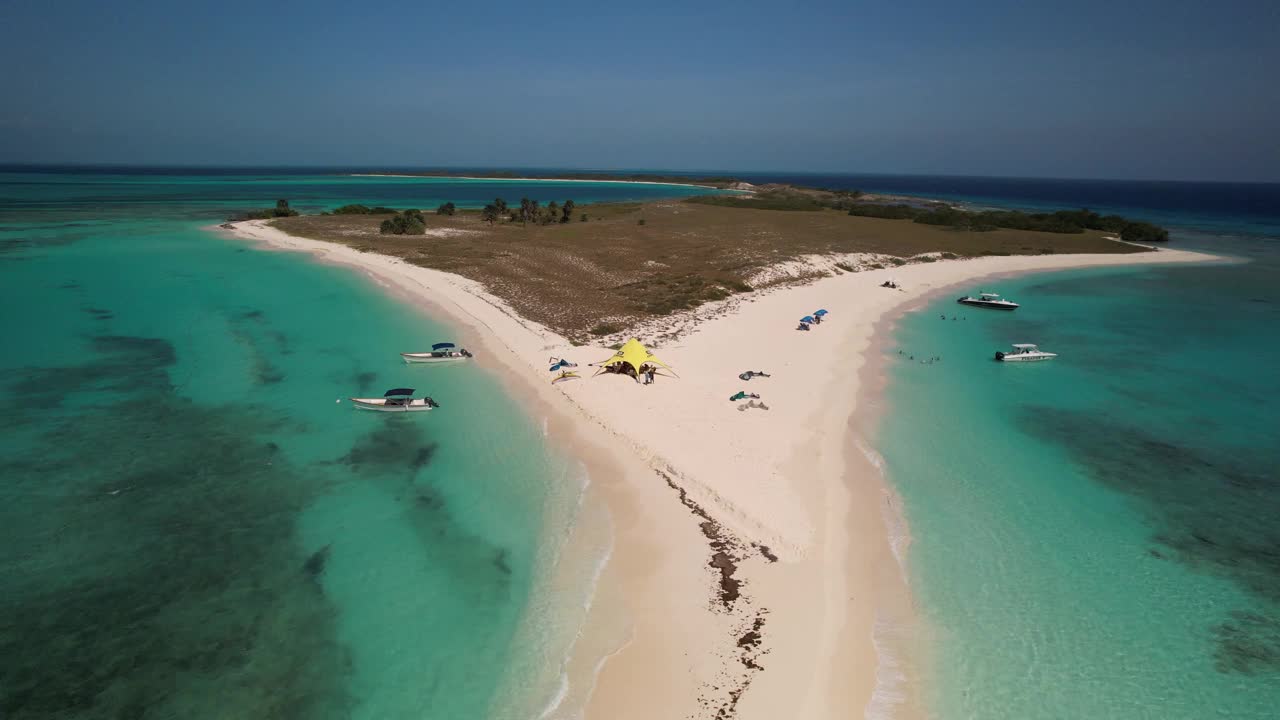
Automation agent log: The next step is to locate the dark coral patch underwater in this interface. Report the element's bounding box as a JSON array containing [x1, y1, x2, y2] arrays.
[[0, 336, 351, 719]]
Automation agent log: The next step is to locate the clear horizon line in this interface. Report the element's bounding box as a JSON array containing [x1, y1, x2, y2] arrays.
[[1, 161, 1277, 186]]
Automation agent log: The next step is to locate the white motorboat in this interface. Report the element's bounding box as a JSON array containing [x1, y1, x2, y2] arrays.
[[401, 342, 473, 364], [958, 292, 1020, 311], [350, 388, 440, 412], [995, 344, 1057, 362]]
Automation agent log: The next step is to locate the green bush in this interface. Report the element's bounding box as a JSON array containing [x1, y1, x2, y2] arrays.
[[1120, 221, 1169, 243], [848, 203, 919, 220], [847, 202, 1166, 238], [227, 199, 299, 221], [333, 204, 398, 215], [379, 209, 426, 235]]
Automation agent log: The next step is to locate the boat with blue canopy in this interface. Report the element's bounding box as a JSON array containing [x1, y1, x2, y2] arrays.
[[350, 387, 440, 412], [401, 342, 474, 364]]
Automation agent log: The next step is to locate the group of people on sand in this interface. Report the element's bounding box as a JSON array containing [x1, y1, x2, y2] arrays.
[[639, 363, 657, 385], [797, 308, 829, 332], [600, 361, 658, 385], [881, 280, 900, 289], [731, 370, 771, 408]]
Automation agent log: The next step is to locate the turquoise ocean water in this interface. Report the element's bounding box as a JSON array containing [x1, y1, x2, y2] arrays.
[[876, 234, 1280, 713], [0, 171, 720, 719]]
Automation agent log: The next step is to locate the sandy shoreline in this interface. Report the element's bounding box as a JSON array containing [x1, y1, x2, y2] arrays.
[[217, 219, 1220, 720]]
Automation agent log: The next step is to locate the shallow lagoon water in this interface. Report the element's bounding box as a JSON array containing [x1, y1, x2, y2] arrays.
[[877, 259, 1280, 719], [0, 171, 719, 718]]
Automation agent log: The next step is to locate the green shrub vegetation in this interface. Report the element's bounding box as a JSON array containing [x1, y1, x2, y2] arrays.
[[379, 209, 426, 235], [846, 204, 919, 220], [333, 204, 398, 215], [230, 199, 300, 221], [436, 202, 457, 216], [589, 323, 621, 336], [616, 274, 746, 316], [848, 204, 1168, 240]]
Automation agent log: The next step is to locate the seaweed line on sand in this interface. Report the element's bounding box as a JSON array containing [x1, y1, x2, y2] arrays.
[[656, 469, 772, 719]]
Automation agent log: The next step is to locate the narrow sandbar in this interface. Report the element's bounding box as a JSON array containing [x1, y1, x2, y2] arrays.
[[219, 218, 1219, 719]]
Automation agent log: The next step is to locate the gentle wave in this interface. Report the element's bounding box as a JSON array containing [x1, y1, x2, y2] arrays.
[[854, 435, 913, 577], [866, 612, 911, 720], [533, 459, 617, 720]]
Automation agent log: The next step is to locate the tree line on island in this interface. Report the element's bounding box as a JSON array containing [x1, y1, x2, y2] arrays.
[[228, 199, 300, 221], [317, 197, 586, 235], [686, 192, 1168, 243], [845, 204, 1169, 243], [480, 198, 581, 226]]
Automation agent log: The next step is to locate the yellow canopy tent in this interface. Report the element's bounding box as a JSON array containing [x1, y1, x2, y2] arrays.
[[592, 338, 677, 378]]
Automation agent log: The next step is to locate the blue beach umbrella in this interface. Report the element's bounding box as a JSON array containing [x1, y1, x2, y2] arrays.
[[814, 309, 829, 316], [800, 316, 815, 324]]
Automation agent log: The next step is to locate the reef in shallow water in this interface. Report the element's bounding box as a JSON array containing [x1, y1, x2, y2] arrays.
[[0, 335, 352, 719]]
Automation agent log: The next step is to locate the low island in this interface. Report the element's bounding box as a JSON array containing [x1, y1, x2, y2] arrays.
[[258, 185, 1166, 342]]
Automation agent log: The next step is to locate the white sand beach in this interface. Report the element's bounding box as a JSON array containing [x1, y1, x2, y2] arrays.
[[223, 219, 1219, 720]]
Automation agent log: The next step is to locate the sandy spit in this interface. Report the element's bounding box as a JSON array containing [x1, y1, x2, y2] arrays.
[[218, 219, 1221, 720]]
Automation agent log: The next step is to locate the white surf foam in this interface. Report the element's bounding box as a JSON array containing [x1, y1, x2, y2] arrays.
[[865, 612, 910, 720], [531, 461, 617, 720]]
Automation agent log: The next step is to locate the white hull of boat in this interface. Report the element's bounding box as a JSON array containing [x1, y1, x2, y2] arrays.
[[996, 352, 1057, 362], [959, 298, 1020, 311], [350, 397, 437, 412], [401, 353, 469, 364]]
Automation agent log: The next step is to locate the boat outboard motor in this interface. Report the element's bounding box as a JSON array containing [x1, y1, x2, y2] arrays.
[[461, 349, 473, 358], [426, 397, 441, 408], [994, 351, 1006, 361]]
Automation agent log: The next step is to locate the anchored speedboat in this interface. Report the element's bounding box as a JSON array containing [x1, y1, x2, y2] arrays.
[[958, 292, 1019, 311], [350, 388, 440, 412], [401, 342, 473, 364], [995, 344, 1057, 362]]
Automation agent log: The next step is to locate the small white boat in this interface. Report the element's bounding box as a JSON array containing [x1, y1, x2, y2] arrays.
[[995, 344, 1057, 362], [958, 292, 1019, 311], [350, 388, 440, 412], [402, 342, 473, 364]]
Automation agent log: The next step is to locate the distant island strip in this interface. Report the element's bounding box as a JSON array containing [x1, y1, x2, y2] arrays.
[[348, 170, 746, 189]]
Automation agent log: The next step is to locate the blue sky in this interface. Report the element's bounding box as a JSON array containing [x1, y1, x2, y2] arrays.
[[2, 0, 1277, 181]]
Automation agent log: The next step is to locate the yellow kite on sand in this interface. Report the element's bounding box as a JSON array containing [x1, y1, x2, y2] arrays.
[[592, 338, 678, 378]]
